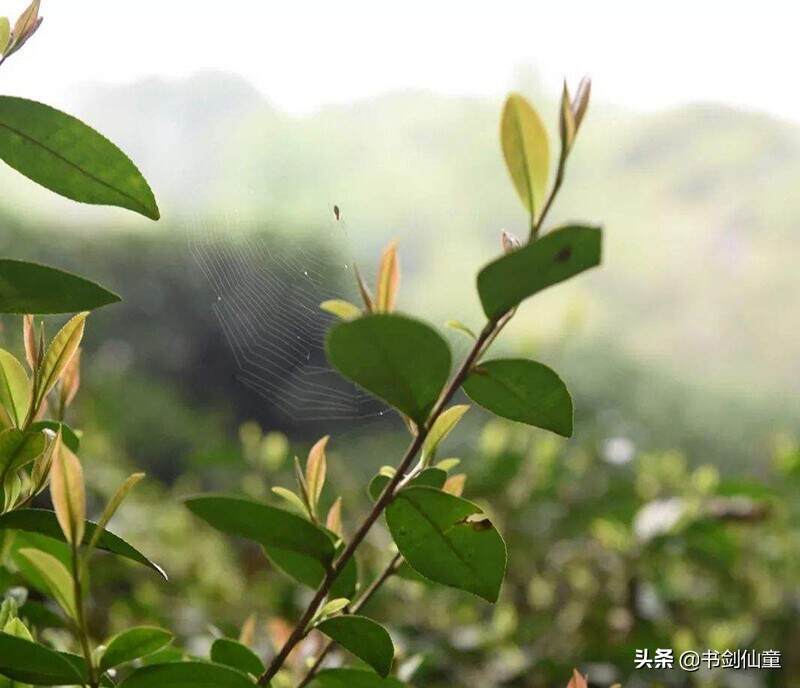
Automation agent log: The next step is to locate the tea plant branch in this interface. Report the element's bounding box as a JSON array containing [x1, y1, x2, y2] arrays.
[[297, 552, 404, 688], [530, 145, 568, 241], [258, 320, 498, 685], [71, 543, 98, 688]]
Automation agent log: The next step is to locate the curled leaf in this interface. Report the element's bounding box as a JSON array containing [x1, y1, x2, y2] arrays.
[[376, 241, 400, 313], [22, 315, 38, 370], [571, 76, 592, 129], [49, 442, 85, 545], [326, 496, 343, 538], [559, 81, 576, 151]]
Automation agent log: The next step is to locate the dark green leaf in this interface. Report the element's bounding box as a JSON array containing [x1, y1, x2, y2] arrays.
[[0, 632, 84, 685], [29, 420, 80, 452], [463, 358, 573, 437], [0, 259, 120, 314], [316, 615, 394, 677], [210, 638, 265, 676], [0, 428, 45, 478], [100, 626, 174, 671], [368, 468, 447, 501], [477, 224, 602, 320], [0, 508, 166, 578], [266, 537, 357, 599], [118, 661, 255, 688], [326, 314, 451, 424], [0, 96, 159, 219], [185, 495, 335, 565], [309, 668, 406, 688], [386, 486, 506, 602]]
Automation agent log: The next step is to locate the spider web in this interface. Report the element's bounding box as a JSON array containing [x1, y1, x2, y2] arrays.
[[188, 218, 387, 426]]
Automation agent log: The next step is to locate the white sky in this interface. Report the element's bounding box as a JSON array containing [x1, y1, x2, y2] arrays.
[[1, 1, 797, 120]]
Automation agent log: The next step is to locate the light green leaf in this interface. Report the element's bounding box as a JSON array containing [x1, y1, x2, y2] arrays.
[[501, 93, 550, 220], [100, 626, 173, 671], [464, 358, 573, 437], [210, 638, 265, 676], [15, 548, 76, 619], [422, 404, 469, 461], [118, 661, 254, 688], [368, 467, 446, 502], [0, 632, 84, 686], [0, 18, 10, 54], [0, 96, 159, 219], [309, 668, 406, 688], [444, 319, 477, 340], [0, 508, 166, 578], [321, 299, 362, 321], [35, 312, 86, 410], [477, 224, 602, 320], [185, 495, 335, 565], [28, 420, 80, 452], [316, 615, 394, 677], [316, 597, 350, 620], [435, 458, 460, 472], [0, 349, 30, 427], [87, 472, 145, 553], [0, 260, 120, 315], [326, 314, 451, 424], [386, 486, 506, 602], [50, 442, 86, 546], [271, 486, 309, 517]]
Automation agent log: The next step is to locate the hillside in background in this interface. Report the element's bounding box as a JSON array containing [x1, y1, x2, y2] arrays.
[[1, 72, 796, 468]]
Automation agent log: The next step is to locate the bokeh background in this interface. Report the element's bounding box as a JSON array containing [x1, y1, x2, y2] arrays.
[[1, 2, 798, 686]]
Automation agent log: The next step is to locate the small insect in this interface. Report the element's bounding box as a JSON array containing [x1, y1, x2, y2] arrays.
[[333, 204, 341, 221]]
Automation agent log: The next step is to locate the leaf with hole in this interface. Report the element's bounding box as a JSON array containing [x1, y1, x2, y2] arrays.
[[118, 661, 255, 688], [464, 358, 573, 437], [0, 508, 166, 578], [210, 638, 265, 676], [0, 96, 159, 219], [501, 93, 550, 220], [100, 626, 173, 671], [386, 486, 506, 602], [326, 314, 451, 424], [477, 224, 602, 320], [316, 615, 394, 677], [185, 495, 335, 565], [0, 260, 120, 315]]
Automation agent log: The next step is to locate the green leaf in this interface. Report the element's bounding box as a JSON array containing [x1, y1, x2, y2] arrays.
[[210, 638, 265, 676], [326, 314, 451, 424], [118, 661, 255, 688], [185, 495, 335, 565], [271, 486, 309, 517], [0, 429, 45, 479], [444, 319, 477, 340], [0, 96, 159, 220], [0, 349, 30, 427], [368, 467, 447, 502], [421, 404, 469, 461], [29, 420, 80, 452], [316, 615, 394, 677], [477, 224, 602, 320], [386, 486, 506, 602], [0, 508, 166, 578], [266, 535, 358, 599], [463, 358, 573, 437], [316, 597, 350, 620], [100, 626, 173, 671], [0, 259, 120, 314], [15, 548, 76, 618], [309, 668, 406, 688], [501, 93, 550, 220], [0, 632, 84, 685]]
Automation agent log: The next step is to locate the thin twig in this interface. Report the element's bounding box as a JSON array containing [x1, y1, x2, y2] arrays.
[[71, 545, 98, 688], [258, 320, 497, 685], [297, 553, 404, 688]]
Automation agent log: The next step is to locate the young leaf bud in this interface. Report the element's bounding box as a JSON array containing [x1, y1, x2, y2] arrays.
[[559, 81, 576, 151], [376, 240, 400, 313], [326, 496, 343, 538], [305, 435, 329, 517], [571, 76, 592, 130], [59, 348, 81, 410], [501, 229, 521, 253]]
